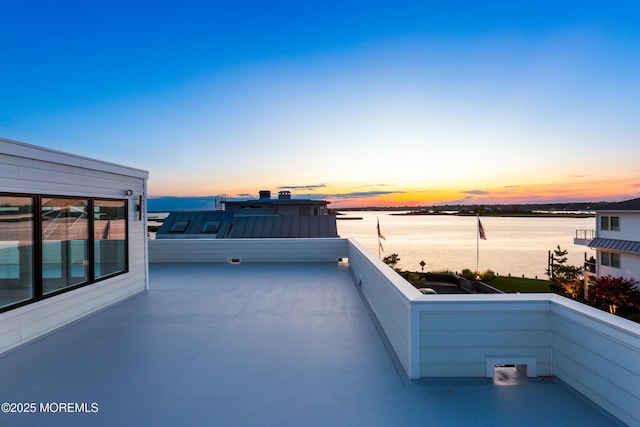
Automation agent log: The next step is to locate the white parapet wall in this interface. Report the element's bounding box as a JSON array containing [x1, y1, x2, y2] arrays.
[[550, 295, 640, 427], [148, 238, 349, 263], [344, 238, 640, 425], [346, 239, 421, 378], [415, 294, 553, 378]]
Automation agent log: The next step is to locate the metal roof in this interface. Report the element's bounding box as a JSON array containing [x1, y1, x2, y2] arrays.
[[588, 237, 640, 254], [156, 211, 338, 238], [596, 197, 640, 212]]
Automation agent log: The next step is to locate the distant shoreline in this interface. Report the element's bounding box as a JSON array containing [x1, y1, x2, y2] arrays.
[[392, 211, 594, 218]]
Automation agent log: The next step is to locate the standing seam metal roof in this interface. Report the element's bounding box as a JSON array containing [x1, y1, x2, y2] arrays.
[[156, 211, 338, 238], [588, 237, 640, 254]]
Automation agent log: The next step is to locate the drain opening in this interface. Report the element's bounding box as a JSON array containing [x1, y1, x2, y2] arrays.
[[493, 364, 528, 386]]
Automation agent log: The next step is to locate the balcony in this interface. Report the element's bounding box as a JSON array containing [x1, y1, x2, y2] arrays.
[[0, 238, 637, 426], [574, 228, 595, 246]]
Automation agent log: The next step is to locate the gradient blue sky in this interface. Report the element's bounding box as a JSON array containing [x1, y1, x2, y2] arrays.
[[2, 1, 639, 207]]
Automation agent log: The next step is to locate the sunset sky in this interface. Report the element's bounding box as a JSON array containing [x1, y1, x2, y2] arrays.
[[2, 1, 639, 207]]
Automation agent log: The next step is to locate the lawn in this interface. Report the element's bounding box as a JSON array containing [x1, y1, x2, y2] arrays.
[[488, 276, 555, 293]]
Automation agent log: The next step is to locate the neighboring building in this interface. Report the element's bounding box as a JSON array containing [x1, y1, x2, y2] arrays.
[[224, 190, 330, 216], [575, 197, 640, 283], [156, 190, 338, 239], [0, 137, 148, 353]]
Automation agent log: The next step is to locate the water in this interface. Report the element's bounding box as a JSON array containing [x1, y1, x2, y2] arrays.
[[337, 211, 594, 279]]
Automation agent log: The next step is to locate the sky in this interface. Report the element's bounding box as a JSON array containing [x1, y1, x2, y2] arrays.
[[2, 1, 640, 208]]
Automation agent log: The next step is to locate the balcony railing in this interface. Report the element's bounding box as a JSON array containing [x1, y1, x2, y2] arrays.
[[575, 229, 595, 240]]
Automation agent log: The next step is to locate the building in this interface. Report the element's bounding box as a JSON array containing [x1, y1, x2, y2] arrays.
[[1, 139, 638, 426], [224, 189, 330, 216], [156, 190, 338, 239], [0, 137, 148, 354], [575, 197, 640, 283]]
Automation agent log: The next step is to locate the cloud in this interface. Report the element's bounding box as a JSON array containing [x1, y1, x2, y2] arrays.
[[462, 190, 490, 195], [324, 190, 405, 199], [335, 190, 404, 199], [503, 185, 521, 189], [278, 184, 327, 191]]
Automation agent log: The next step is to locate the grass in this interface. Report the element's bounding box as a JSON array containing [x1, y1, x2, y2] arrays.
[[487, 276, 555, 293]]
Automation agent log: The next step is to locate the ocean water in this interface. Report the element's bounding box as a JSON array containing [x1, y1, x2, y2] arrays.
[[337, 211, 595, 279]]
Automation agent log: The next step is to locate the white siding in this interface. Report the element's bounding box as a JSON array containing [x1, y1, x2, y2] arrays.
[[598, 212, 640, 242], [598, 252, 640, 280], [347, 239, 420, 378], [550, 296, 640, 427], [0, 138, 148, 354], [416, 296, 552, 377]]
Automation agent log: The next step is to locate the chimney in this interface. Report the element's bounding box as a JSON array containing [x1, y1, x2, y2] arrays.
[[278, 191, 291, 200], [259, 190, 271, 200]]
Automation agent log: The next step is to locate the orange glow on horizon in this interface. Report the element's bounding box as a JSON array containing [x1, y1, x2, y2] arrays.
[[147, 176, 639, 208]]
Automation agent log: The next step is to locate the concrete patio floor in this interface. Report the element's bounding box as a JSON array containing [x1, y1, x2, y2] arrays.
[[0, 263, 624, 426]]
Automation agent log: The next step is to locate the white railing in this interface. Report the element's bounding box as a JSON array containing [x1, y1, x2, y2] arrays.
[[575, 229, 595, 240]]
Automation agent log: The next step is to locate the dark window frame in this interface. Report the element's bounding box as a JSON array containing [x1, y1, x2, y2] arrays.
[[93, 198, 129, 282], [600, 215, 620, 232], [0, 194, 35, 311], [611, 252, 621, 268], [610, 216, 620, 231], [600, 251, 621, 269], [0, 192, 129, 314], [40, 195, 90, 297]]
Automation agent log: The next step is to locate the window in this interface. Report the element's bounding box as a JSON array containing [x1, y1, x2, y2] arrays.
[[600, 216, 620, 231], [169, 220, 189, 232], [0, 196, 34, 310], [94, 200, 127, 279], [611, 216, 620, 231], [611, 253, 621, 268], [201, 221, 220, 233], [42, 198, 89, 294], [601, 251, 621, 268], [0, 193, 129, 313]]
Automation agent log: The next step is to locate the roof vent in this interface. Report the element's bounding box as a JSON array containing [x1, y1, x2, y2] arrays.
[[278, 191, 291, 200], [259, 190, 271, 199]]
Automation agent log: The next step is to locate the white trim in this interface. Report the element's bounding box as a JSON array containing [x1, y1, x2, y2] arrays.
[[0, 137, 148, 179]]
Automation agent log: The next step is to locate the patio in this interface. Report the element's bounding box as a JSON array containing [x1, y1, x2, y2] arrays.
[[0, 263, 622, 426]]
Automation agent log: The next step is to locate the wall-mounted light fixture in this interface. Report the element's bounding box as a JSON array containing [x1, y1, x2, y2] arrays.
[[125, 189, 133, 196]]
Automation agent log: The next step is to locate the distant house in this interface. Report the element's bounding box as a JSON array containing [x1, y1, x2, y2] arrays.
[[224, 190, 330, 216], [575, 197, 640, 283], [156, 190, 338, 239]]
